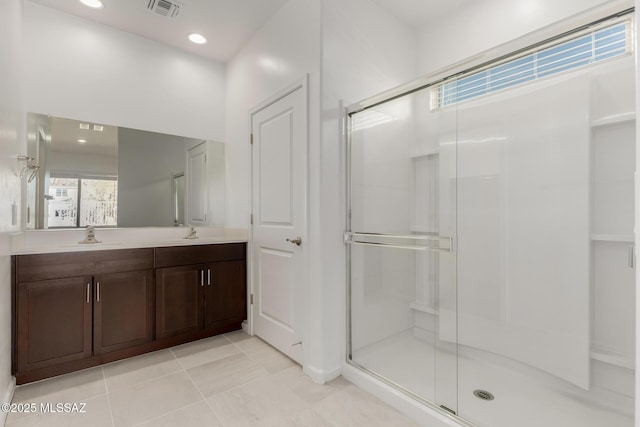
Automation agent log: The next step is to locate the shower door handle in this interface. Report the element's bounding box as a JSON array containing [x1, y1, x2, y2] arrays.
[[344, 232, 453, 253], [349, 240, 428, 251]]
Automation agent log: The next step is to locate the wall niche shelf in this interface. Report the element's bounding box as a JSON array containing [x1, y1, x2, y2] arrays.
[[590, 351, 634, 370], [590, 112, 635, 128], [410, 149, 439, 158], [410, 302, 438, 316], [590, 233, 635, 243]]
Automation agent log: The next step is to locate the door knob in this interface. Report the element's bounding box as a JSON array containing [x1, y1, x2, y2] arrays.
[[286, 236, 302, 246]]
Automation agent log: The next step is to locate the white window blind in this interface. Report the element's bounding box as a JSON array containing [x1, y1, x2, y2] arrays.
[[435, 19, 632, 109]]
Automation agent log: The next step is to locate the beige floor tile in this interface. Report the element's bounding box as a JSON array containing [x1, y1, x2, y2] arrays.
[[6, 394, 113, 427], [268, 408, 334, 427], [207, 375, 311, 427], [6, 333, 427, 427], [187, 353, 269, 397], [9, 368, 106, 422], [172, 335, 241, 370], [232, 336, 271, 353], [103, 349, 182, 392], [312, 384, 421, 427], [271, 367, 350, 405], [108, 371, 202, 427], [12, 367, 106, 404], [245, 345, 297, 374], [224, 330, 252, 343], [135, 401, 223, 427], [292, 378, 350, 405]]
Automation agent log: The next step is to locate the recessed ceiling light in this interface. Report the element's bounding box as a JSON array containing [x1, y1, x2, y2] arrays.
[[79, 123, 90, 130], [93, 125, 104, 132], [188, 33, 207, 45], [79, 0, 104, 9], [77, 139, 87, 144]]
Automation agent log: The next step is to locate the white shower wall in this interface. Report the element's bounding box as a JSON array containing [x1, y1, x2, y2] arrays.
[[408, 0, 636, 402], [456, 71, 592, 389]]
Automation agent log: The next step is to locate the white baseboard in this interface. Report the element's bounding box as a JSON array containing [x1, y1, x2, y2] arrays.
[[303, 364, 341, 385], [1, 377, 16, 427], [241, 320, 250, 335]]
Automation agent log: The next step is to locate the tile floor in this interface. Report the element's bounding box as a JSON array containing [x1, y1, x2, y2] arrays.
[[6, 331, 420, 427]]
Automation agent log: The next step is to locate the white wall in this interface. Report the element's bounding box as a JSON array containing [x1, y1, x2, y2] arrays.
[[633, 4, 640, 427], [22, 1, 226, 142], [225, 0, 416, 383], [49, 151, 118, 176], [225, 0, 321, 229], [0, 0, 23, 421], [225, 0, 323, 377], [320, 0, 419, 379], [117, 128, 186, 227], [418, 0, 630, 75]]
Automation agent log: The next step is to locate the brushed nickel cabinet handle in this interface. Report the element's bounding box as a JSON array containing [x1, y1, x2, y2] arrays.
[[86, 283, 90, 303], [96, 282, 100, 302], [207, 269, 211, 286], [200, 270, 204, 287]]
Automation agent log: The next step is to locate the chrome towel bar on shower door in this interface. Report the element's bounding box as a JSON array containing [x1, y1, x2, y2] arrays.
[[344, 232, 453, 253]]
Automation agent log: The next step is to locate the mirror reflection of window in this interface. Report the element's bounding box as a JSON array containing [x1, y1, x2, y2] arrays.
[[80, 178, 118, 227], [47, 176, 117, 228]]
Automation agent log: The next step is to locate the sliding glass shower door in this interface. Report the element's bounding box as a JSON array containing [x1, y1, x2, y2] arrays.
[[346, 84, 460, 416], [346, 10, 635, 427]]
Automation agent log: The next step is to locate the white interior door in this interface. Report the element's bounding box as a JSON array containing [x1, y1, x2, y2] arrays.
[[186, 141, 207, 225], [251, 84, 307, 364]]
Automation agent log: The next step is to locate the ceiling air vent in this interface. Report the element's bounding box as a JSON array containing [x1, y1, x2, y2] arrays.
[[147, 0, 180, 18]]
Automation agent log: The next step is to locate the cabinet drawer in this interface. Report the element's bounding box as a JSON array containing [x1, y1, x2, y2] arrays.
[[155, 243, 246, 268], [16, 249, 154, 282], [94, 248, 154, 275]]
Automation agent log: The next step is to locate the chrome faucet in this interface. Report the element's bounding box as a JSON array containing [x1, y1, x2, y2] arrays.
[[79, 225, 101, 244], [184, 224, 199, 239]]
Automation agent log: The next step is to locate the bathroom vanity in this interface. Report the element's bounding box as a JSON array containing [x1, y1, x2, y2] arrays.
[[11, 238, 247, 384]]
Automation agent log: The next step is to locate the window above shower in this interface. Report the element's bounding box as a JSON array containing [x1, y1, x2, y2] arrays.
[[432, 18, 633, 109]]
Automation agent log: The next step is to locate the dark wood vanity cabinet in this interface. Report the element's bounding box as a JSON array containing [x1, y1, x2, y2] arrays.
[[156, 265, 204, 339], [16, 276, 93, 371], [155, 244, 246, 341], [12, 243, 247, 384], [13, 249, 154, 379], [204, 260, 246, 329], [93, 270, 154, 355]]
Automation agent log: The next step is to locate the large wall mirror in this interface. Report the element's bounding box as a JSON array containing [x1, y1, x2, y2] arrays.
[[25, 113, 225, 229]]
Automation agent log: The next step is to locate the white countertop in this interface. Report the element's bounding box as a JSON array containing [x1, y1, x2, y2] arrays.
[[10, 227, 248, 255]]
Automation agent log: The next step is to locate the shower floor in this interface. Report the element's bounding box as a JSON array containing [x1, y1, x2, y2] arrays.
[[351, 330, 633, 427]]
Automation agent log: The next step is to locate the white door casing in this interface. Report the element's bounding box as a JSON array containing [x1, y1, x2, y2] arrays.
[[251, 80, 307, 364]]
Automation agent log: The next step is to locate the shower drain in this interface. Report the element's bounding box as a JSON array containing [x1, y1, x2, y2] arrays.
[[473, 389, 495, 401]]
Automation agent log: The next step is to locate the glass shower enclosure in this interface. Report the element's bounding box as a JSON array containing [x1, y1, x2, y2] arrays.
[[346, 9, 635, 427]]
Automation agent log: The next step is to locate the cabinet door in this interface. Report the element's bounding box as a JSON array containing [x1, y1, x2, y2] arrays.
[[204, 260, 246, 330], [94, 270, 154, 355], [156, 265, 204, 339], [17, 276, 92, 371]]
